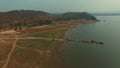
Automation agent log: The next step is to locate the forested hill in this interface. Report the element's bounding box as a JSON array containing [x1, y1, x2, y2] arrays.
[[0, 10, 97, 30], [54, 12, 97, 21]]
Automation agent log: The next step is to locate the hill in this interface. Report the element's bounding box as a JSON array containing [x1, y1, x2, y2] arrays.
[[54, 12, 97, 21], [0, 10, 54, 30], [0, 10, 97, 31]]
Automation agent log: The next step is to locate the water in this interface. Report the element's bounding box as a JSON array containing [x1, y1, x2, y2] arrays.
[[62, 16, 120, 68]]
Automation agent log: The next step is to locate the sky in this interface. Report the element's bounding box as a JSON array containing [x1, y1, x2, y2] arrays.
[[0, 0, 120, 13]]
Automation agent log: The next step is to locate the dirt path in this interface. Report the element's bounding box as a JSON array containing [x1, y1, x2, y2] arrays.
[[2, 35, 18, 68], [0, 37, 64, 41]]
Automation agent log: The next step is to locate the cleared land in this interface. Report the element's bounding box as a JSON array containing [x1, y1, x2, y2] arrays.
[[0, 20, 93, 68]]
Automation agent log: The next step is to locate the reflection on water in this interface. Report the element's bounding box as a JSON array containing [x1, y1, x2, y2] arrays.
[[62, 16, 120, 68]]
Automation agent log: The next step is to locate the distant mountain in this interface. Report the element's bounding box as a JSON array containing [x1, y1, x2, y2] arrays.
[[0, 10, 97, 30], [54, 12, 97, 21]]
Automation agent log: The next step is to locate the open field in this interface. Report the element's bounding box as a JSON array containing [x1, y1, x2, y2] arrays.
[[0, 20, 93, 68]]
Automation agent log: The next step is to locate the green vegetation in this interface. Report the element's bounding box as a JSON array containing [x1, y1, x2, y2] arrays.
[[16, 39, 46, 50]]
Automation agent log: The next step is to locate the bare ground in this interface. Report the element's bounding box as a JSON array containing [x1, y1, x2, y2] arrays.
[[0, 21, 82, 68]]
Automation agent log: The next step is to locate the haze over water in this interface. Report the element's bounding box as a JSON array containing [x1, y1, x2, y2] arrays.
[[62, 16, 120, 68]]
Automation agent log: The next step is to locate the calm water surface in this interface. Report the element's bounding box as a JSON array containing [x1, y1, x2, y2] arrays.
[[62, 16, 120, 68]]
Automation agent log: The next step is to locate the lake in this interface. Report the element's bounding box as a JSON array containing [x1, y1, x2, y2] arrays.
[[62, 16, 120, 68]]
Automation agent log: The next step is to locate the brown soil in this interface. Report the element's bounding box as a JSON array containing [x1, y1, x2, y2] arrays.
[[0, 20, 92, 68]]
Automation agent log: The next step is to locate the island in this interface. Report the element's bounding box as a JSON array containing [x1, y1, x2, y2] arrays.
[[0, 10, 97, 68]]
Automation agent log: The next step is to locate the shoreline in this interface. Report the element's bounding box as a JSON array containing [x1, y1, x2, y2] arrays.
[[54, 20, 96, 68], [0, 20, 95, 68]]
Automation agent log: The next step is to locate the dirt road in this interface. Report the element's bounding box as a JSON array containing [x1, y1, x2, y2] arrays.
[[2, 35, 18, 68]]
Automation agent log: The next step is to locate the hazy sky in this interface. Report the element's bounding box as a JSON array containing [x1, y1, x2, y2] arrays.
[[0, 0, 120, 13]]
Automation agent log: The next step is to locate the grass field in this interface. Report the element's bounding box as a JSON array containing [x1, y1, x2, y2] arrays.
[[0, 20, 93, 68]]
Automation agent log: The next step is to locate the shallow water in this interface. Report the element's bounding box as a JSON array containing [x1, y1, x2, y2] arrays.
[[62, 16, 120, 68]]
